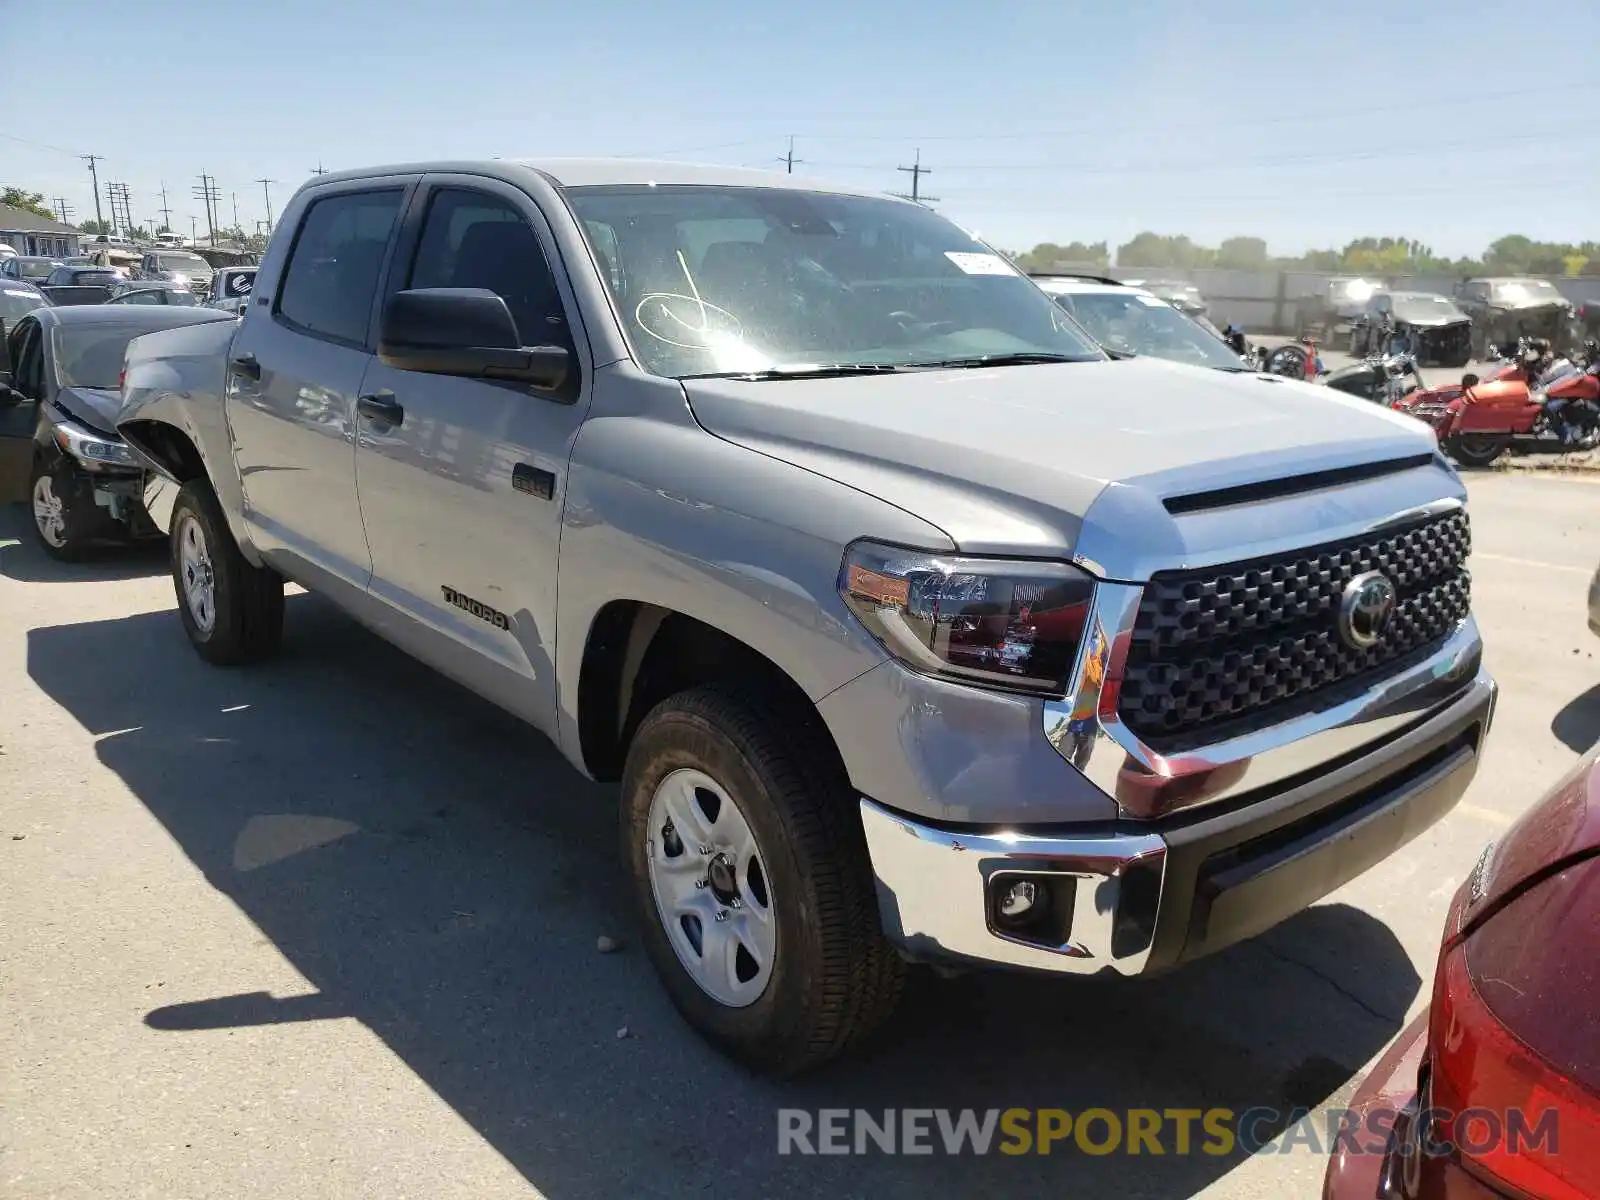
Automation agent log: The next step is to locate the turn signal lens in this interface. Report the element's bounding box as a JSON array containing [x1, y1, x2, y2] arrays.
[[839, 541, 1094, 696]]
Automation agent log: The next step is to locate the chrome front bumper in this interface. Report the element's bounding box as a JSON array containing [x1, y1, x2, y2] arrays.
[[860, 655, 1495, 978]]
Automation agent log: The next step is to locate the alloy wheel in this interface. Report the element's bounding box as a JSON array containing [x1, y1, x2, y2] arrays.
[[177, 514, 217, 634], [31, 474, 67, 548]]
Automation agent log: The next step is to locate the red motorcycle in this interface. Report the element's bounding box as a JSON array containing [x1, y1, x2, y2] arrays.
[[1409, 353, 1600, 467]]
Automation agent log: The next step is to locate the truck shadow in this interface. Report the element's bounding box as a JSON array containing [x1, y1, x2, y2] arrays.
[[26, 598, 1419, 1200], [0, 502, 168, 583]]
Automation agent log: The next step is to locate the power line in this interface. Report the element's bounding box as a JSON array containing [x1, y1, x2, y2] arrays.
[[80, 154, 104, 230], [157, 182, 173, 232], [106, 181, 134, 236], [892, 149, 937, 204], [192, 174, 221, 245]]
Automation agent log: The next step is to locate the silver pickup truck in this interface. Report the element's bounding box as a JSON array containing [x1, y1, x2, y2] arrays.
[[117, 160, 1496, 1075]]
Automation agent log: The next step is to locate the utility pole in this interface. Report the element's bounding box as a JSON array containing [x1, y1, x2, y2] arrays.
[[231, 191, 240, 233], [106, 181, 134, 237], [256, 177, 276, 229], [192, 174, 221, 246], [189, 215, 198, 246], [157, 181, 173, 232], [80, 154, 105, 230], [52, 198, 75, 224], [777, 136, 802, 174], [310, 162, 327, 176], [893, 148, 938, 205]]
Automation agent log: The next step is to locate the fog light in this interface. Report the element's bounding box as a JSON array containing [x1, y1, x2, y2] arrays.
[[998, 879, 1039, 918]]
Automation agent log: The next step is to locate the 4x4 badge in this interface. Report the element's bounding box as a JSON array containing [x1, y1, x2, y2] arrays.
[[1338, 571, 1397, 650]]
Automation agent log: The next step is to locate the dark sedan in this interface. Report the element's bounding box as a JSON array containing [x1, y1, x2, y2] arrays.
[[0, 255, 63, 284], [0, 305, 234, 558], [106, 280, 201, 306], [41, 265, 129, 306], [1324, 751, 1600, 1200], [1349, 291, 1472, 367]]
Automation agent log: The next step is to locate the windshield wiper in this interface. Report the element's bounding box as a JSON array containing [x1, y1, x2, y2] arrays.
[[916, 352, 1093, 369], [683, 363, 912, 381]]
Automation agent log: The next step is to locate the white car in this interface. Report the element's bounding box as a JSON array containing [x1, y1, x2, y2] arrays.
[[1032, 275, 1247, 371]]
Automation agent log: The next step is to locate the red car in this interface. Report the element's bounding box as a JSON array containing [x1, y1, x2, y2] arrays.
[[1324, 752, 1600, 1199]]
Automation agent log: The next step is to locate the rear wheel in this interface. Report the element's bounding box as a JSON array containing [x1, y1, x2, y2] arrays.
[[169, 479, 284, 664], [622, 684, 904, 1075], [1446, 432, 1510, 467]]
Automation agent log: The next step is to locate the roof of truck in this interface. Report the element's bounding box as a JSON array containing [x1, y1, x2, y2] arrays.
[[310, 158, 899, 199]]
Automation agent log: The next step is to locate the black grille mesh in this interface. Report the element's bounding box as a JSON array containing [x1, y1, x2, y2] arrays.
[[1120, 510, 1471, 743]]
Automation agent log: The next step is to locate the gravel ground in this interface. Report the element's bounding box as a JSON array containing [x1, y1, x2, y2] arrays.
[[2, 474, 1598, 1200]]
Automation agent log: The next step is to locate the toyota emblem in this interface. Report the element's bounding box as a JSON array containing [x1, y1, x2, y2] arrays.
[[1338, 571, 1397, 650]]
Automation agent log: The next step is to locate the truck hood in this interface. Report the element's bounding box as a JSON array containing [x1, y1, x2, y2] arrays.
[[54, 386, 122, 437], [681, 357, 1440, 564]]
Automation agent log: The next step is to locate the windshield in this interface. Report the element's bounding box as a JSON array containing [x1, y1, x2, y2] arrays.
[[1493, 280, 1564, 305], [1392, 294, 1462, 321], [18, 260, 57, 279], [0, 287, 44, 322], [157, 253, 210, 274], [564, 185, 1101, 377], [1053, 291, 1243, 370], [51, 323, 147, 389]]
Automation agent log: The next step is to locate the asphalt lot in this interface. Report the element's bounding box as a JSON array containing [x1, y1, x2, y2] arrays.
[[3, 472, 1598, 1200]]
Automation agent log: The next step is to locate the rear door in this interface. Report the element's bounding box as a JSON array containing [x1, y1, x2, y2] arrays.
[[352, 175, 591, 731], [227, 177, 414, 592]]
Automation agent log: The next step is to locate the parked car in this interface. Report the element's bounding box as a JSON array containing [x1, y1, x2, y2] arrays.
[[40, 265, 127, 306], [0, 279, 51, 324], [0, 256, 63, 285], [1457, 277, 1575, 360], [106, 280, 201, 306], [200, 264, 257, 315], [1298, 276, 1381, 349], [136, 248, 214, 294], [117, 159, 1495, 1074], [0, 305, 234, 557], [1349, 291, 1473, 367], [1124, 278, 1208, 320], [1032, 275, 1248, 371], [1323, 749, 1600, 1200]]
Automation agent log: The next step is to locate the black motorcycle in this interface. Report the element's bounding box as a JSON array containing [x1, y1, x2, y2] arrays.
[[1321, 353, 1423, 405]]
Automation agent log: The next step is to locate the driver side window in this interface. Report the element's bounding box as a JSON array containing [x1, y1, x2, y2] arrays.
[[11, 322, 46, 400]]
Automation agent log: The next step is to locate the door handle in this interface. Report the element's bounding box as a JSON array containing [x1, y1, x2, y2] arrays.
[[230, 352, 261, 380], [357, 391, 404, 426]]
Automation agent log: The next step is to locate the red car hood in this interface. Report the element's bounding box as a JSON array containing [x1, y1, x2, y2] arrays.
[[1450, 748, 1600, 939]]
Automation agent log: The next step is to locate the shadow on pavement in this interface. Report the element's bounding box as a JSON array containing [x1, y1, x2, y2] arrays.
[[0, 501, 168, 583], [27, 598, 1420, 1200], [1551, 682, 1600, 754]]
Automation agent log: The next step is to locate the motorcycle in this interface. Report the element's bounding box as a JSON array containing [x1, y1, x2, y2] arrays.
[[1263, 338, 1324, 379], [1416, 344, 1600, 467], [1322, 352, 1424, 405]]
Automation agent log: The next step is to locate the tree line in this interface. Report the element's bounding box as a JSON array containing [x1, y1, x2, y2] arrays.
[[1009, 233, 1600, 278]]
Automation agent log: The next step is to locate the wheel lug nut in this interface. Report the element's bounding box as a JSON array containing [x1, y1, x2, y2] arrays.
[[714, 910, 729, 922], [728, 897, 741, 908], [698, 845, 713, 855], [694, 879, 709, 889]]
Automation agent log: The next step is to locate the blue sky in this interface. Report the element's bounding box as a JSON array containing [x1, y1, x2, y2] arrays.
[[6, 0, 1595, 256]]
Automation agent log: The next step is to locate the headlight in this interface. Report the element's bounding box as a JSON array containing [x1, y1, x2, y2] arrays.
[[52, 419, 139, 468], [838, 541, 1095, 696]]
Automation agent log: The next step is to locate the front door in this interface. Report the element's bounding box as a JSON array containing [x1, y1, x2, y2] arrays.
[[227, 180, 412, 591], [353, 176, 590, 732]]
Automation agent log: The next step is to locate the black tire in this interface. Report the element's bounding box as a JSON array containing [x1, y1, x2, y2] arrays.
[[169, 479, 284, 664], [622, 684, 905, 1075], [28, 456, 91, 561], [1445, 432, 1510, 468]]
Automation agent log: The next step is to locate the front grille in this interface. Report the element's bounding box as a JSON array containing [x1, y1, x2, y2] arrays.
[[1120, 509, 1471, 744]]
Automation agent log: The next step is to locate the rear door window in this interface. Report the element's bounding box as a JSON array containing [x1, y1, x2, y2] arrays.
[[276, 190, 404, 347]]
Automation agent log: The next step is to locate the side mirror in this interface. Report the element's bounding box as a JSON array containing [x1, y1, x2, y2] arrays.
[[377, 288, 570, 391]]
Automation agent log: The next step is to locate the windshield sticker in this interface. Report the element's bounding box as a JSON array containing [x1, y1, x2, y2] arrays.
[[944, 252, 1017, 276], [634, 249, 748, 350]]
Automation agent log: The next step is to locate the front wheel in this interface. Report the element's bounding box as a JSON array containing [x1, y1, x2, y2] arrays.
[[1445, 432, 1510, 467], [169, 479, 284, 664], [29, 459, 87, 561], [622, 685, 904, 1075]]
